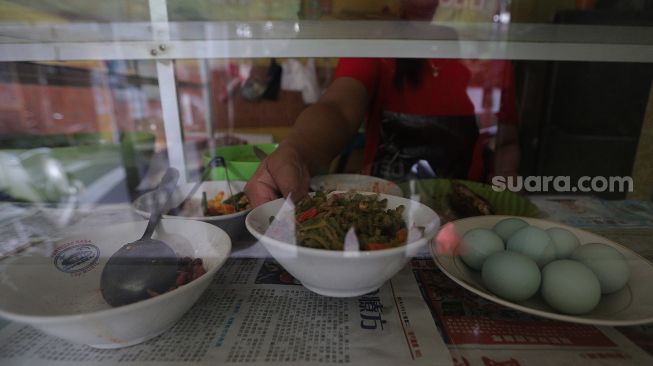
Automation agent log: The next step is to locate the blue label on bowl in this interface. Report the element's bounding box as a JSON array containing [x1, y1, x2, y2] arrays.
[[53, 240, 100, 275]]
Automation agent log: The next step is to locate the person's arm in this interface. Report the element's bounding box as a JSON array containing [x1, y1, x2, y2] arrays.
[[283, 77, 369, 174], [245, 77, 369, 207]]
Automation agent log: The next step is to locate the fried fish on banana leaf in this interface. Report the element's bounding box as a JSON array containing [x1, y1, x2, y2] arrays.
[[447, 181, 495, 218]]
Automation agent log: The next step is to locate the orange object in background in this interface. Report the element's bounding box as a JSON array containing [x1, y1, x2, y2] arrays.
[[576, 0, 596, 10]]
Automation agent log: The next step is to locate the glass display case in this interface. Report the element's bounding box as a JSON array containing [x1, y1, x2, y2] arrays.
[[2, 0, 651, 198], [1, 0, 653, 364]]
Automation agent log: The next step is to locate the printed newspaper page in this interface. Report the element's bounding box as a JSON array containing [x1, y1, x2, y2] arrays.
[[529, 196, 653, 229], [3, 199, 653, 366], [409, 258, 653, 366], [0, 258, 452, 366]]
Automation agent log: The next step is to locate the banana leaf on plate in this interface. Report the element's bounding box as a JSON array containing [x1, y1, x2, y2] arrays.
[[399, 179, 541, 223]]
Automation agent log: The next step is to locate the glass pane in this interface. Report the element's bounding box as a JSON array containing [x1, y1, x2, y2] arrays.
[[0, 0, 151, 23], [167, 0, 302, 21], [0, 59, 166, 205], [0, 0, 652, 357]]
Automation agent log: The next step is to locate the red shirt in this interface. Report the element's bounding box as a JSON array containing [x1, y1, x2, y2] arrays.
[[333, 58, 517, 180]]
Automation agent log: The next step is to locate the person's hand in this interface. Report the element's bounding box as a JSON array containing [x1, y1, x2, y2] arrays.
[[244, 145, 311, 208]]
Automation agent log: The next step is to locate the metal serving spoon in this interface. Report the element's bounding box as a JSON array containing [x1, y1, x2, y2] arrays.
[[101, 167, 180, 307]]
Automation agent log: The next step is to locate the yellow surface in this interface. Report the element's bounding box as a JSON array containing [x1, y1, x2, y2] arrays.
[[628, 82, 653, 201], [511, 0, 576, 23], [168, 0, 300, 20], [35, 60, 107, 71], [0, 1, 65, 22], [0, 0, 149, 22], [329, 0, 400, 18]]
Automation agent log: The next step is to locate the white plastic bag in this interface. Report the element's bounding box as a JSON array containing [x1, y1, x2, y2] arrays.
[[281, 58, 321, 104], [301, 58, 320, 104], [281, 59, 305, 91]]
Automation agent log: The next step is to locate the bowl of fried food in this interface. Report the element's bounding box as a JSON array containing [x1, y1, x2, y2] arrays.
[[133, 181, 251, 239], [246, 191, 440, 297]]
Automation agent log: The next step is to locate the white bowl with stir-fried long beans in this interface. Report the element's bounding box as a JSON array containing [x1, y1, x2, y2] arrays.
[[133, 181, 251, 239], [246, 191, 440, 297]]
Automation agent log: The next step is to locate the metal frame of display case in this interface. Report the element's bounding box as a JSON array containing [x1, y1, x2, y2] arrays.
[[1, 0, 652, 184]]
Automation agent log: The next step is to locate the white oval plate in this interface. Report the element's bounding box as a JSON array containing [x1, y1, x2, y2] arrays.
[[310, 174, 403, 197], [432, 215, 653, 326]]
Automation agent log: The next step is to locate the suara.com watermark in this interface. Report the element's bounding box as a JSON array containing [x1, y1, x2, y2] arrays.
[[491, 176, 634, 193]]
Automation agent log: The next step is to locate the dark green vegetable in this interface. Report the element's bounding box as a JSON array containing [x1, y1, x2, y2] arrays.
[[223, 191, 245, 211], [292, 191, 408, 251]]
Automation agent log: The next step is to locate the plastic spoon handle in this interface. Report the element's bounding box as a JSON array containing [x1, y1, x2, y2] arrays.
[[140, 167, 179, 241]]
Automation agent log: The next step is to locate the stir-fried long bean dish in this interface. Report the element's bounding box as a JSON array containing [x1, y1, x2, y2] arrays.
[[286, 191, 413, 251]]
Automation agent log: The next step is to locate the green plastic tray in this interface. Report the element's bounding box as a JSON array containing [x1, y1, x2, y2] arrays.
[[203, 143, 278, 181]]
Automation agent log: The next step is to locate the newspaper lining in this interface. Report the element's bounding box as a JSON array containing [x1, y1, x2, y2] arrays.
[[1, 257, 652, 366], [409, 258, 653, 365], [0, 258, 451, 366]]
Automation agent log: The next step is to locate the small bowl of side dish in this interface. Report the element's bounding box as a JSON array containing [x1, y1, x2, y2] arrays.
[[246, 191, 440, 297], [310, 174, 404, 197], [133, 181, 251, 239], [0, 219, 231, 348]]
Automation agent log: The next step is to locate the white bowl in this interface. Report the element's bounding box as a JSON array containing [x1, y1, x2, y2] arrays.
[[245, 192, 440, 297], [133, 180, 250, 239], [310, 174, 404, 197], [0, 219, 231, 348]]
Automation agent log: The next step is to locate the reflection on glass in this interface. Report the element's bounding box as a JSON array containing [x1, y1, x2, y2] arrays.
[[0, 0, 150, 22], [0, 60, 165, 206]]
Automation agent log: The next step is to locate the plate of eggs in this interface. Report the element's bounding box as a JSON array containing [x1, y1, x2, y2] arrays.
[[432, 215, 653, 326]]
